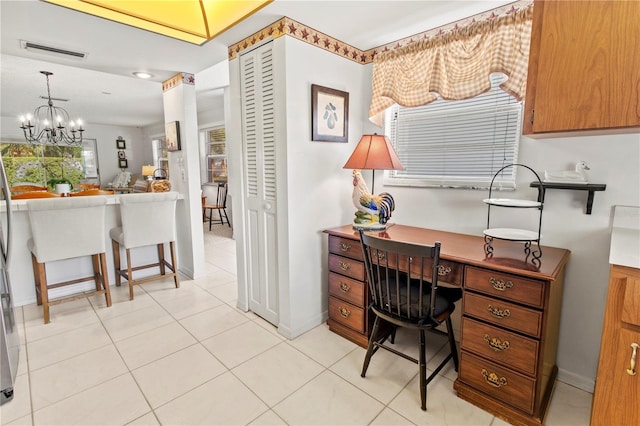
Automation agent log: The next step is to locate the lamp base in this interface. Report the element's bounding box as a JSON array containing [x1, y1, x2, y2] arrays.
[[352, 222, 388, 230]]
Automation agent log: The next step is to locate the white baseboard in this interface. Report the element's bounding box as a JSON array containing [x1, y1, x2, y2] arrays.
[[557, 368, 595, 393]]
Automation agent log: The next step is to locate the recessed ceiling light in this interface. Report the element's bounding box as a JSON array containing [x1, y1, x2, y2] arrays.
[[133, 72, 153, 79]]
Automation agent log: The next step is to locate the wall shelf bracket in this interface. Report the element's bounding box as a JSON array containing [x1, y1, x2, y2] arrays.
[[529, 182, 606, 215]]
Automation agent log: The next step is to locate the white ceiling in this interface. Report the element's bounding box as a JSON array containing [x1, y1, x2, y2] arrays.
[[0, 0, 513, 129]]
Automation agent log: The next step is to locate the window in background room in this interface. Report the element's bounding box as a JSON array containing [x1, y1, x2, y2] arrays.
[[206, 127, 227, 183], [0, 141, 96, 189], [152, 137, 169, 178], [385, 74, 523, 190]]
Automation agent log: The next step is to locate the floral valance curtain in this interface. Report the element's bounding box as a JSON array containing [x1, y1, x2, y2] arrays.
[[368, 7, 533, 126]]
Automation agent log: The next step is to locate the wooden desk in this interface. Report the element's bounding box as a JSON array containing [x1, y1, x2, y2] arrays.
[[323, 224, 570, 426]]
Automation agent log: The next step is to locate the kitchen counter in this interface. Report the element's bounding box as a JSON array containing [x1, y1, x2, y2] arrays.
[[609, 205, 640, 268]]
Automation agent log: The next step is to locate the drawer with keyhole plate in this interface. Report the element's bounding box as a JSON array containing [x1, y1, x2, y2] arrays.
[[328, 272, 364, 307], [329, 236, 364, 261], [465, 266, 545, 309], [328, 296, 365, 333], [328, 254, 365, 281]]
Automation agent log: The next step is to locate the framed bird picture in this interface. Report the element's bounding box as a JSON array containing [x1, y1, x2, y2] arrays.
[[311, 84, 348, 142]]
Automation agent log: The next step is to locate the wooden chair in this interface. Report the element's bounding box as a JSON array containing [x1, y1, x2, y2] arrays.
[[12, 191, 60, 199], [203, 182, 230, 230], [110, 192, 179, 300], [359, 229, 461, 411], [11, 184, 47, 195], [70, 189, 115, 196], [26, 196, 111, 323]]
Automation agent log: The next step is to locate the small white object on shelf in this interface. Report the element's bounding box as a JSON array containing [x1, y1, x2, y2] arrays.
[[544, 161, 589, 183]]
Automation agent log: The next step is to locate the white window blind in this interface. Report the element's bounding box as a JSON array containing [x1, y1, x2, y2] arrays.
[[385, 74, 523, 189]]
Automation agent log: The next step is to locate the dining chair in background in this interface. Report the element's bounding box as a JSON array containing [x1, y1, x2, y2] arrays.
[[70, 189, 115, 196], [202, 182, 231, 230], [359, 229, 461, 411], [25, 196, 111, 323], [11, 184, 47, 195], [110, 191, 179, 300]]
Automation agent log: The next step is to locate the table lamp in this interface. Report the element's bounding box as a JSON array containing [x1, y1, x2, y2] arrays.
[[343, 133, 404, 229], [142, 165, 155, 182]]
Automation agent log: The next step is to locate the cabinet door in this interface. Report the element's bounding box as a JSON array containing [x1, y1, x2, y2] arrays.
[[591, 327, 640, 425], [524, 0, 640, 134]]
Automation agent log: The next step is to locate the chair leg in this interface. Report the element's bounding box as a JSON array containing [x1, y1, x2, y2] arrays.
[[419, 329, 427, 411], [112, 239, 122, 287], [100, 252, 112, 307], [157, 243, 166, 275], [446, 316, 459, 372], [169, 241, 180, 289], [126, 248, 134, 300], [31, 254, 42, 306], [209, 208, 213, 231], [361, 316, 382, 378], [222, 208, 231, 227]]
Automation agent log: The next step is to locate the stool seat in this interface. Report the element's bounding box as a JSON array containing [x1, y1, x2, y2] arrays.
[[111, 192, 179, 300], [26, 196, 111, 324]]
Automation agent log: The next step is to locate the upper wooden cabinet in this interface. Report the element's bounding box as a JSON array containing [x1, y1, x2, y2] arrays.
[[523, 0, 640, 136]]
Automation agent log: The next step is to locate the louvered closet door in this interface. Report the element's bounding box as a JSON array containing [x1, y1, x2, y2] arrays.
[[240, 42, 279, 325]]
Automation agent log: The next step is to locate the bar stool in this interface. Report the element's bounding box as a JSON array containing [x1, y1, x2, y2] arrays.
[[110, 192, 179, 300], [26, 196, 111, 324]]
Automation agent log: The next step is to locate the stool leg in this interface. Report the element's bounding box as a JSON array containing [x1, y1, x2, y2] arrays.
[[32, 255, 50, 324], [100, 252, 112, 307], [112, 239, 122, 287], [126, 248, 134, 300], [92, 254, 101, 291], [31, 254, 42, 306], [157, 243, 166, 275], [169, 241, 179, 289]]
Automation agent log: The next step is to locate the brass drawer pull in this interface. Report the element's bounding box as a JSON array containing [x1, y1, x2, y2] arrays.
[[484, 334, 510, 352], [339, 282, 351, 293], [489, 277, 513, 291], [488, 305, 511, 319], [339, 242, 351, 252], [376, 251, 386, 261], [338, 307, 351, 318], [338, 260, 351, 271], [482, 369, 508, 387], [627, 342, 639, 376], [438, 265, 452, 276]]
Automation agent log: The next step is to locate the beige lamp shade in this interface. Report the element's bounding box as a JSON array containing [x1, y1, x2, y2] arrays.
[[142, 165, 155, 176], [343, 134, 404, 171]]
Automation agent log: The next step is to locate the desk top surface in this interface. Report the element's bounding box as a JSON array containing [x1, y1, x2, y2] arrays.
[[325, 224, 570, 282]]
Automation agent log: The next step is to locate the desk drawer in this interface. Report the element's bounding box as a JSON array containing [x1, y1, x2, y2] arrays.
[[461, 317, 539, 376], [465, 267, 544, 309], [459, 351, 535, 414], [329, 272, 365, 307], [463, 292, 543, 338], [329, 236, 363, 261], [329, 296, 365, 333], [329, 254, 365, 281]]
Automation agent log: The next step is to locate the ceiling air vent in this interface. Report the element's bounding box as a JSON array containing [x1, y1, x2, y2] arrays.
[[20, 40, 87, 60]]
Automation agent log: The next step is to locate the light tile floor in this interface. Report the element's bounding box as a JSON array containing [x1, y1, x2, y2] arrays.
[[1, 225, 593, 425]]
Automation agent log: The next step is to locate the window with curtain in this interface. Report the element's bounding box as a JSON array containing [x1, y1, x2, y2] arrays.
[[385, 74, 523, 189]]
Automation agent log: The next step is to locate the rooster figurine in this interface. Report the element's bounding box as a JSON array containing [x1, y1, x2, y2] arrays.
[[351, 170, 395, 229]]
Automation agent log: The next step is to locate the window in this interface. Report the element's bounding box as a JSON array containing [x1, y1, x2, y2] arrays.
[[206, 127, 227, 183], [0, 141, 96, 189], [385, 74, 523, 190]]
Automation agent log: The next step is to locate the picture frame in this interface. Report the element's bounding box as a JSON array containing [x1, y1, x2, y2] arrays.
[[118, 150, 126, 159], [116, 137, 126, 150], [311, 84, 349, 142], [118, 159, 128, 169], [166, 121, 181, 151]]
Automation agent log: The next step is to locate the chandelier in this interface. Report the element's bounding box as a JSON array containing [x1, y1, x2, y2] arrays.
[[19, 71, 84, 146]]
